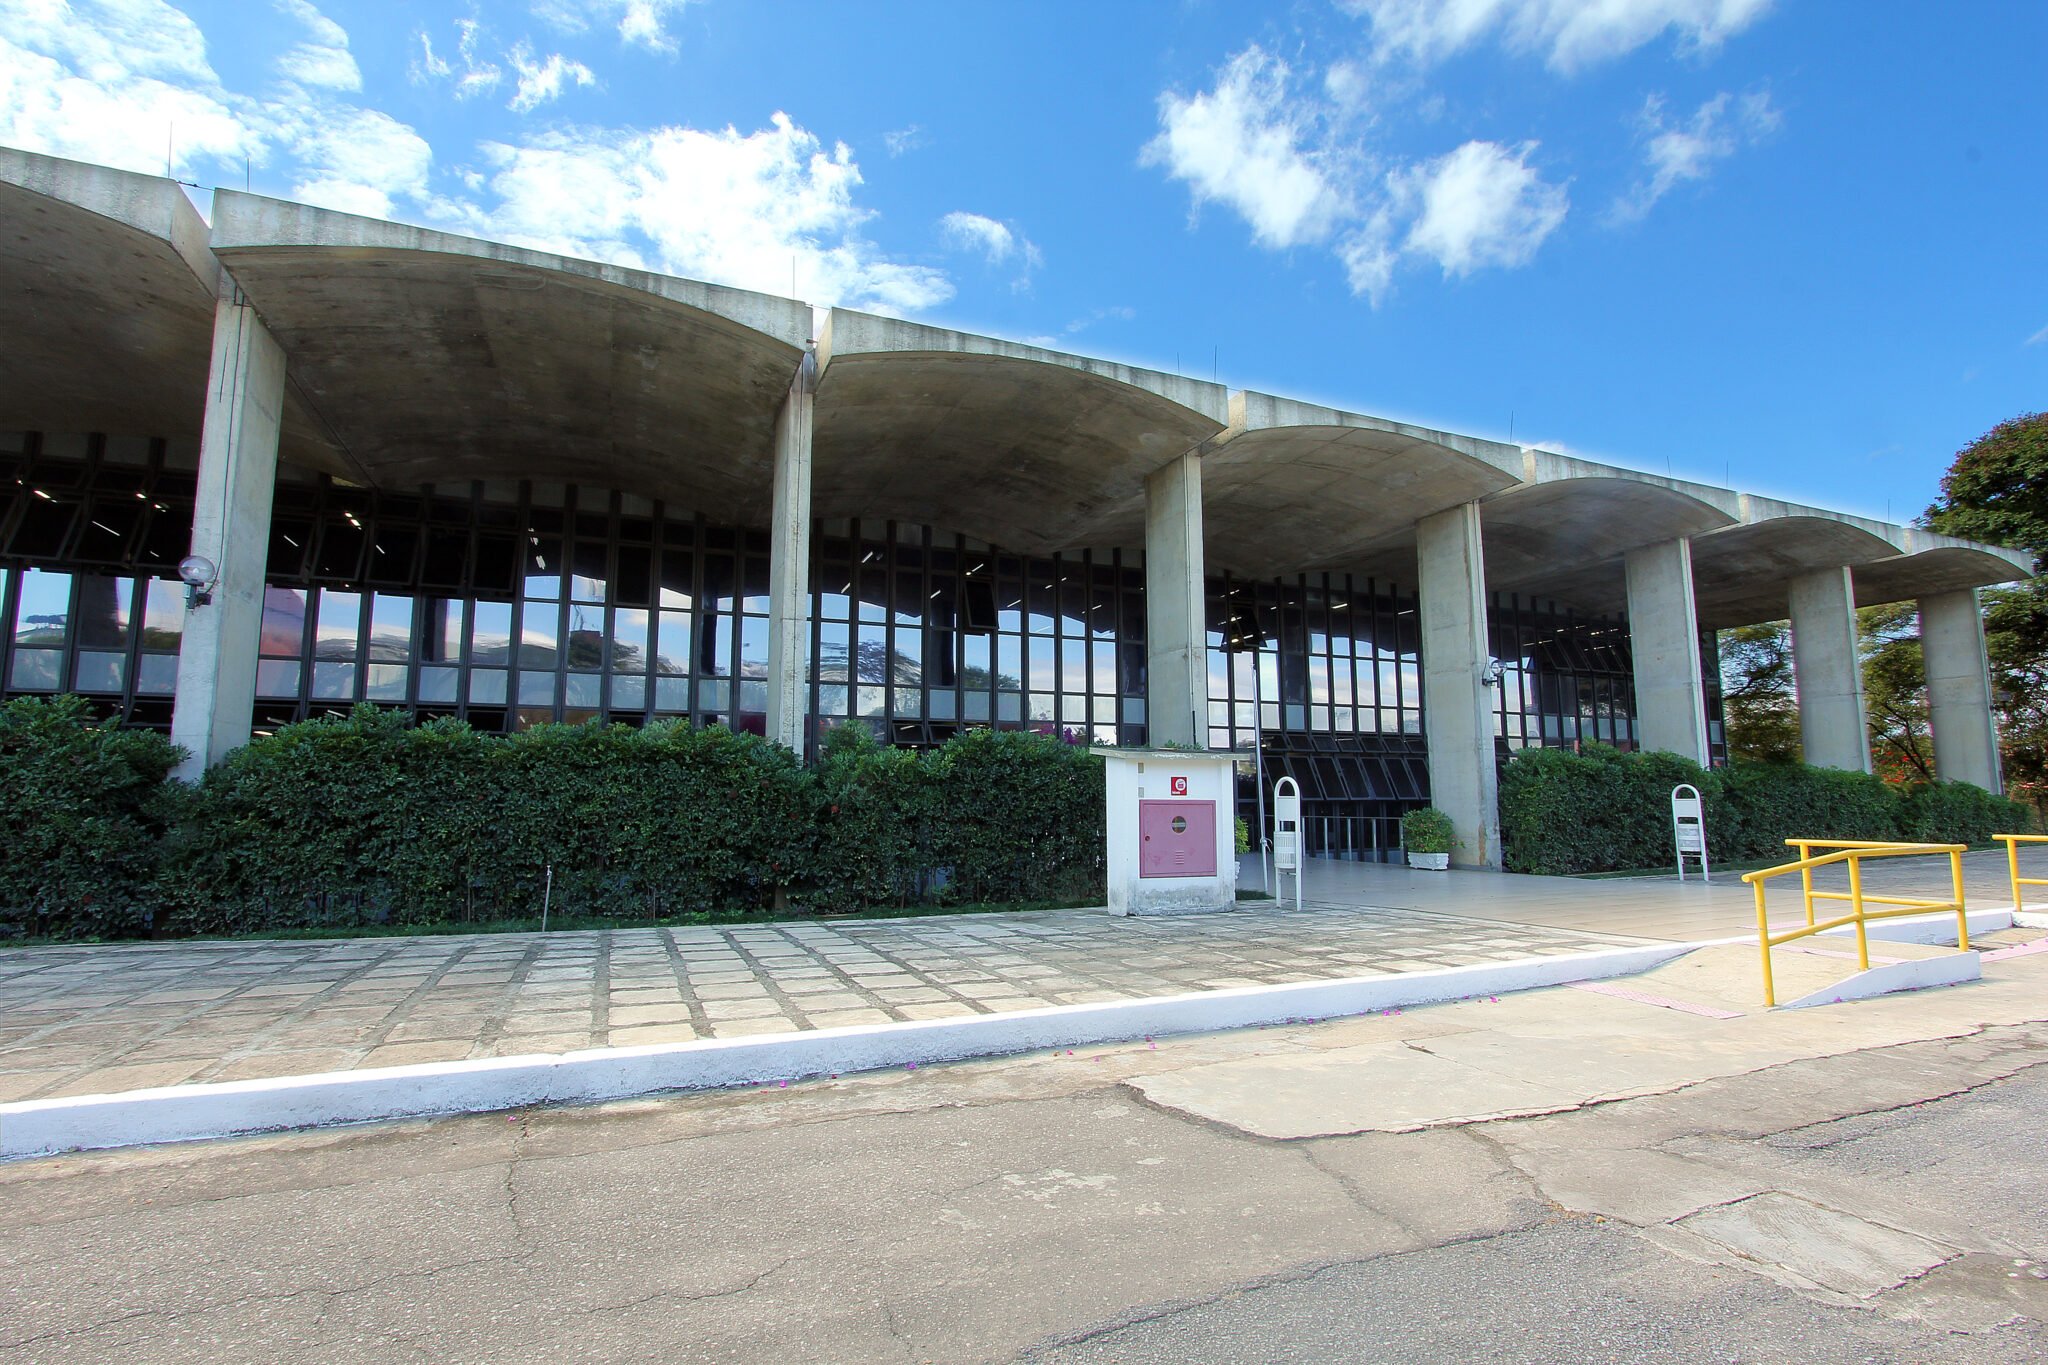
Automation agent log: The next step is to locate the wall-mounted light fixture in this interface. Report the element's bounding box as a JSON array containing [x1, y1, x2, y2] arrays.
[[1480, 658, 1508, 687], [177, 554, 218, 610]]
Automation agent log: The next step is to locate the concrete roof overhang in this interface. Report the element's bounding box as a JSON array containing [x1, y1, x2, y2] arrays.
[[209, 191, 811, 515], [1685, 497, 2032, 627], [0, 148, 221, 446], [1475, 454, 1741, 613], [1197, 392, 1523, 579], [812, 309, 1228, 553]]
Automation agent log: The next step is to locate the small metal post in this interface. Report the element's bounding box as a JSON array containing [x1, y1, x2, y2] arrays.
[[1952, 848, 1969, 951], [1755, 880, 1775, 1007], [541, 862, 554, 933], [1848, 855, 1870, 971]]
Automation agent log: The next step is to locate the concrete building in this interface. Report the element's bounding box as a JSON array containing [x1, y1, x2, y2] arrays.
[[0, 147, 2031, 867]]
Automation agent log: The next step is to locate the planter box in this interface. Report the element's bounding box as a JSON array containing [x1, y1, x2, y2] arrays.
[[1406, 851, 1450, 871]]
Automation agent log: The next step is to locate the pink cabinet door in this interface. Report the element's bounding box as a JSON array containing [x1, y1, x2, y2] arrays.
[[1139, 799, 1217, 878]]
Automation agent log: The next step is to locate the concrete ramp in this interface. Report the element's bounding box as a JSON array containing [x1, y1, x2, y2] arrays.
[[1608, 939, 1981, 1015]]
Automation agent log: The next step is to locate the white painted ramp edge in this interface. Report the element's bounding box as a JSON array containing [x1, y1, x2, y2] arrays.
[[1777, 951, 1983, 1011], [0, 941, 1692, 1160]]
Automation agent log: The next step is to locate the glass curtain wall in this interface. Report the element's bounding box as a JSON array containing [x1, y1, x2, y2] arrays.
[[4, 431, 1708, 861]]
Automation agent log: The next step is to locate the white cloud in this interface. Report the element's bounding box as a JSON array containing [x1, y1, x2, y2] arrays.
[[1395, 140, 1568, 275], [1141, 45, 1344, 250], [535, 0, 696, 54], [2, 2, 954, 314], [939, 210, 1042, 289], [1345, 0, 1776, 74], [440, 114, 953, 313], [274, 0, 360, 93], [0, 0, 260, 176], [1143, 45, 1569, 302], [278, 106, 432, 217], [413, 19, 502, 99], [508, 45, 596, 113], [883, 124, 927, 157], [1611, 89, 1777, 221], [2027, 323, 2048, 347]]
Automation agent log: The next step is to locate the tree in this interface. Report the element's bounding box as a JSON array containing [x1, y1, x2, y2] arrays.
[[1923, 411, 2048, 813], [1858, 602, 1932, 783], [1719, 622, 1800, 762]]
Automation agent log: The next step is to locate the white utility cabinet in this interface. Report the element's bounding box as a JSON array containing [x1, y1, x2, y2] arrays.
[[1095, 748, 1240, 916]]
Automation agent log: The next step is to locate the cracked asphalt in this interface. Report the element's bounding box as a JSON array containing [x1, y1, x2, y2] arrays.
[[3, 937, 2045, 1362]]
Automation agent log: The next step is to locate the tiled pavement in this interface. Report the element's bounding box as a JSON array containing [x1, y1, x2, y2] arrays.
[[0, 903, 1654, 1104]]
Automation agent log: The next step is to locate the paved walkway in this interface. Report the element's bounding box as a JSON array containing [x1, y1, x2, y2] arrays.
[[3, 843, 2037, 1108], [0, 904, 1650, 1104]]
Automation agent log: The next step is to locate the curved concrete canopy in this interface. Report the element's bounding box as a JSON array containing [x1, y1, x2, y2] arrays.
[[1198, 392, 1523, 578], [0, 149, 219, 445], [812, 309, 1227, 553], [1687, 499, 2030, 626], [210, 191, 811, 516], [1853, 539, 2034, 610], [1478, 465, 1741, 611]]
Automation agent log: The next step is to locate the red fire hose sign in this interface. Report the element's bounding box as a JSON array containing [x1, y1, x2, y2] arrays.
[[1170, 776, 1188, 795]]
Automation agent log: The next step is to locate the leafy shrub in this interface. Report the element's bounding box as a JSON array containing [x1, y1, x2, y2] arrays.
[[1896, 780, 2036, 845], [1498, 744, 1729, 875], [0, 694, 184, 939], [1717, 760, 1899, 857], [165, 708, 816, 933], [925, 728, 1105, 903], [1400, 807, 1457, 855], [1492, 744, 2033, 874], [808, 722, 931, 910]]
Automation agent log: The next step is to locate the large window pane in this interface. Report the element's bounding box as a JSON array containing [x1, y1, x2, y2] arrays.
[[564, 603, 604, 670], [472, 601, 513, 666], [518, 604, 558, 668], [655, 610, 691, 676], [14, 568, 70, 646], [260, 587, 308, 658], [368, 594, 414, 662], [73, 575, 131, 647], [610, 608, 649, 673], [314, 590, 361, 661]]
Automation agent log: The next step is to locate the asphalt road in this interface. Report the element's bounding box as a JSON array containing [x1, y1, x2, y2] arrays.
[[3, 997, 2043, 1362]]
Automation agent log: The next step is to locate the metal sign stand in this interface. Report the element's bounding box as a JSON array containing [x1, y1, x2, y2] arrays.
[[1273, 776, 1305, 909], [1671, 784, 1710, 882]]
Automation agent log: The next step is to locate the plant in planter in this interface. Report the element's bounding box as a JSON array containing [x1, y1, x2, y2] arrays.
[[1401, 807, 1457, 871]]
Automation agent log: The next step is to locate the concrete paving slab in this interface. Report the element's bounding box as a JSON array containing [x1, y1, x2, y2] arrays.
[[1677, 1191, 1957, 1296]]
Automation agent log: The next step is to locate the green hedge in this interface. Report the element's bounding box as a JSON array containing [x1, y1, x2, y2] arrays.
[[0, 695, 183, 939], [1500, 742, 2035, 875], [0, 701, 1106, 940]]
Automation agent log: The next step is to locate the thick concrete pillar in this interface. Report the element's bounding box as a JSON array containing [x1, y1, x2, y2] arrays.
[[1920, 589, 2001, 791], [1416, 502, 1500, 869], [1144, 450, 1207, 749], [1787, 567, 1871, 773], [1624, 538, 1709, 763], [170, 284, 285, 780], [763, 350, 816, 755]]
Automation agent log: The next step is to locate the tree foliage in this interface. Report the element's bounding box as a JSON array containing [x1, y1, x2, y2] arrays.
[[1719, 622, 1799, 762], [1923, 410, 2048, 812]]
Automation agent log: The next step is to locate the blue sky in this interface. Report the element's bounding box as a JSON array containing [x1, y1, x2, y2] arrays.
[[4, 0, 2044, 525]]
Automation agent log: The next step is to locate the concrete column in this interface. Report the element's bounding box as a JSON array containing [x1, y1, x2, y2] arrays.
[[1144, 450, 1207, 749], [1416, 502, 1500, 869], [1920, 589, 2002, 791], [170, 283, 285, 780], [763, 350, 816, 755], [1787, 567, 1871, 772], [1623, 538, 1709, 764]]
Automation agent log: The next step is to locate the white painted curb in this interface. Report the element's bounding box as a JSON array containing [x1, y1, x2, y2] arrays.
[[0, 941, 1692, 1160], [1778, 950, 1983, 1010]]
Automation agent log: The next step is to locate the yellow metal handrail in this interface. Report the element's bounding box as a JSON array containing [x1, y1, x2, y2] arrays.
[[1740, 841, 1969, 1006], [1995, 833, 2048, 912]]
